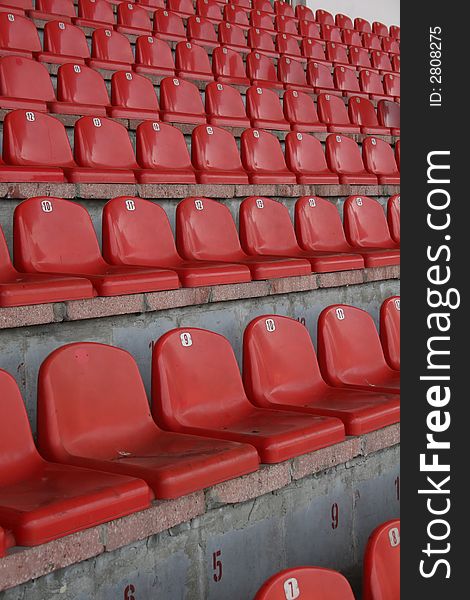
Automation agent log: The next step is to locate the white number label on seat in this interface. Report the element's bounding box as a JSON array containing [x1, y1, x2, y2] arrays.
[[309, 198, 316, 207], [8, 14, 14, 22], [389, 527, 400, 547], [194, 199, 204, 211], [148, 36, 154, 43], [58, 22, 65, 30], [74, 65, 81, 73], [253, 130, 260, 138], [356, 197, 363, 206], [93, 118, 102, 127], [180, 332, 193, 347], [256, 198, 264, 208], [336, 135, 342, 142], [125, 72, 132, 80], [297, 133, 303, 141], [152, 122, 160, 131], [283, 577, 300, 600], [26, 112, 35, 122], [336, 308, 345, 320], [41, 200, 53, 213], [394, 299, 400, 311], [217, 84, 223, 91], [125, 200, 136, 211], [206, 126, 214, 135], [105, 29, 112, 37], [173, 78, 180, 86], [265, 319, 276, 332]]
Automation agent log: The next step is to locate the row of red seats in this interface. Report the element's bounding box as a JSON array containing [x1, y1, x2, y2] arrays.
[[0, 194, 400, 307], [0, 301, 399, 549], [0, 109, 400, 184], [255, 520, 400, 599]]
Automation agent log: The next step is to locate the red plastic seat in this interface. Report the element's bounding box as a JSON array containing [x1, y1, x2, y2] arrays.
[[175, 41, 213, 81], [307, 62, 341, 96], [29, 0, 75, 22], [240, 196, 363, 273], [136, 120, 196, 183], [247, 27, 279, 58], [246, 85, 290, 130], [274, 1, 295, 19], [343, 195, 400, 266], [349, 96, 389, 135], [187, 15, 218, 48], [52, 63, 110, 116], [244, 315, 399, 437], [196, 0, 222, 24], [301, 38, 327, 62], [355, 17, 371, 34], [359, 69, 388, 101], [231, 0, 251, 8], [212, 45, 249, 85], [373, 21, 388, 37], [88, 28, 134, 71], [0, 0, 32, 13], [218, 21, 248, 52], [318, 304, 400, 394], [363, 520, 400, 600], [380, 297, 400, 371], [153, 9, 186, 42], [74, 0, 114, 29], [392, 54, 400, 72], [38, 342, 258, 499], [363, 137, 400, 183], [176, 197, 310, 280], [362, 32, 382, 51], [277, 55, 310, 91], [336, 13, 353, 29], [167, 0, 194, 17], [382, 36, 399, 54], [0, 368, 151, 547], [387, 194, 400, 244], [321, 24, 344, 45], [395, 139, 400, 168], [152, 327, 345, 463], [342, 29, 362, 47], [285, 131, 339, 184], [384, 73, 400, 98], [349, 47, 374, 71], [371, 50, 393, 74], [223, 4, 249, 30], [1, 224, 94, 306], [0, 12, 41, 58], [334, 65, 368, 98], [0, 55, 55, 111], [275, 15, 301, 40], [298, 20, 320, 39], [325, 41, 350, 67], [134, 35, 176, 76], [0, 110, 75, 182], [276, 33, 302, 60], [116, 2, 152, 35], [253, 0, 273, 14], [37, 20, 90, 65], [133, 0, 165, 11], [390, 25, 400, 39], [109, 70, 159, 119], [241, 128, 297, 184], [246, 51, 282, 89], [316, 8, 334, 25], [317, 93, 360, 133], [205, 81, 249, 127], [325, 134, 378, 184], [250, 10, 275, 32], [283, 89, 327, 133], [159, 76, 206, 124], [295, 5, 314, 22], [14, 197, 180, 295], [103, 196, 251, 287]]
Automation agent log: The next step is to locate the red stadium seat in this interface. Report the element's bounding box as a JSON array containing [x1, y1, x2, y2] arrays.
[[246, 51, 282, 89], [37, 20, 90, 65], [109, 70, 159, 119], [0, 13, 41, 58], [274, 1, 295, 19], [355, 17, 371, 34], [239, 196, 363, 272], [363, 137, 400, 183], [218, 21, 248, 52], [325, 134, 378, 184], [167, 0, 195, 18], [212, 45, 249, 85], [88, 28, 134, 71], [363, 520, 400, 600], [392, 54, 400, 72], [134, 35, 176, 76], [373, 21, 388, 37], [103, 196, 251, 287], [382, 36, 399, 54], [380, 297, 400, 371], [336, 13, 353, 29], [334, 65, 368, 98], [136, 120, 196, 183], [343, 195, 400, 266], [29, 0, 75, 22], [395, 139, 400, 168], [325, 41, 350, 67], [253, 0, 274, 14], [276, 32, 303, 60], [38, 342, 258, 499], [318, 304, 400, 393], [191, 124, 249, 183], [342, 29, 362, 47], [248, 27, 279, 58], [349, 47, 375, 71], [295, 5, 314, 22], [196, 0, 222, 24], [317, 93, 360, 133], [0, 56, 55, 111], [349, 96, 390, 135], [321, 24, 344, 45], [1, 224, 94, 306], [316, 8, 334, 25], [74, 0, 114, 29], [52, 63, 110, 116], [152, 326, 344, 463], [362, 32, 382, 51], [390, 25, 400, 39], [0, 368, 151, 547], [159, 76, 206, 124], [231, 0, 251, 8], [387, 194, 400, 244], [307, 62, 341, 96], [153, 9, 186, 42], [241, 128, 297, 184], [223, 4, 249, 30], [250, 10, 275, 32], [205, 81, 249, 127], [116, 2, 152, 35], [130, 0, 165, 12], [244, 315, 399, 436], [246, 85, 290, 130], [285, 132, 339, 184], [175, 41, 213, 81], [359, 70, 389, 101], [371, 50, 393, 74], [278, 55, 310, 91], [384, 73, 400, 98], [283, 89, 327, 133], [298, 19, 320, 39], [0, 0, 32, 12], [0, 110, 74, 182], [176, 197, 310, 280], [275, 15, 301, 40], [187, 15, 218, 48], [301, 38, 328, 62], [14, 197, 180, 295]]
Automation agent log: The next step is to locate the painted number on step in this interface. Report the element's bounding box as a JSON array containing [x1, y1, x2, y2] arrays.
[[212, 550, 222, 582], [283, 577, 300, 600], [124, 584, 136, 600], [331, 503, 339, 529]]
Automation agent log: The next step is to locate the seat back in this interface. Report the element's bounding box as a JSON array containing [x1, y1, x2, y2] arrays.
[[362, 137, 399, 176], [246, 85, 285, 123], [318, 93, 352, 127], [136, 120, 192, 171], [298, 20, 320, 38], [360, 69, 385, 96], [316, 8, 334, 25], [91, 28, 134, 64], [275, 15, 299, 36], [362, 32, 381, 50], [187, 15, 217, 43], [336, 13, 354, 29], [285, 131, 332, 177], [342, 29, 362, 47], [254, 0, 274, 14], [390, 25, 400, 39], [301, 38, 325, 60], [117, 3, 151, 30], [152, 327, 252, 430], [355, 17, 371, 33], [276, 32, 301, 57], [384, 73, 400, 96], [35, 0, 75, 17], [294, 195, 352, 252], [387, 194, 400, 244], [255, 567, 355, 600], [0, 55, 56, 102], [205, 81, 247, 121], [277, 55, 308, 87], [371, 50, 392, 72], [0, 12, 42, 53], [43, 20, 90, 58], [167, 0, 194, 14], [395, 139, 400, 168], [159, 76, 205, 118], [248, 27, 276, 54], [307, 62, 334, 89], [175, 41, 212, 76], [382, 36, 399, 54], [111, 70, 159, 112], [373, 21, 388, 37], [377, 99, 400, 129], [77, 0, 114, 25], [191, 124, 245, 173], [135, 35, 175, 73], [196, 0, 222, 22], [246, 51, 279, 84], [343, 195, 395, 248], [363, 520, 400, 600], [241, 128, 290, 175], [350, 46, 372, 69], [274, 1, 295, 18], [251, 10, 275, 32], [14, 197, 105, 273], [223, 4, 249, 27], [56, 63, 110, 106], [218, 21, 247, 48], [283, 89, 320, 125], [212, 46, 247, 80], [380, 297, 400, 371], [295, 5, 314, 21], [326, 134, 367, 177], [349, 96, 380, 128], [334, 65, 360, 92], [321, 24, 342, 43], [326, 41, 349, 64], [153, 9, 186, 39]]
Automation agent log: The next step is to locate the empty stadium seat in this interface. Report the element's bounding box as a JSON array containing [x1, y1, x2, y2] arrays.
[[307, 62, 341, 96], [14, 197, 180, 295], [187, 15, 218, 48], [395, 139, 400, 168], [241, 128, 297, 184], [362, 32, 382, 51], [283, 89, 327, 132], [390, 25, 400, 39], [103, 196, 251, 287], [223, 4, 249, 30], [325, 41, 351, 67], [274, 1, 295, 19], [191, 124, 249, 183], [380, 297, 400, 371], [116, 2, 152, 35], [135, 120, 195, 183], [251, 10, 275, 32], [159, 76, 206, 124], [212, 45, 249, 85], [363, 520, 400, 600], [342, 29, 362, 48], [134, 35, 176, 76], [29, 0, 75, 22], [382, 36, 400, 55], [298, 19, 320, 39], [325, 134, 378, 184], [343, 195, 400, 266], [285, 132, 339, 184], [135, 0, 166, 11], [248, 27, 278, 58], [0, 0, 31, 14], [0, 12, 41, 57], [355, 17, 372, 34], [239, 196, 363, 272], [51, 62, 110, 116], [392, 55, 400, 72], [153, 9, 186, 42], [243, 315, 399, 436], [349, 96, 390, 135], [218, 21, 247, 52], [88, 28, 134, 71], [317, 93, 360, 133], [109, 70, 159, 119], [196, 0, 222, 24], [362, 137, 400, 183], [0, 368, 151, 547], [318, 304, 400, 393], [277, 55, 310, 91], [295, 5, 314, 22], [321, 24, 344, 45], [336, 13, 354, 30], [301, 38, 328, 62], [152, 327, 345, 463], [74, 0, 114, 29], [0, 55, 55, 111], [167, 0, 194, 17], [176, 197, 311, 280], [205, 81, 249, 127], [387, 194, 400, 244], [246, 51, 282, 89], [246, 85, 290, 130], [38, 342, 259, 499], [349, 46, 375, 71], [384, 73, 400, 98], [175, 41, 213, 81], [253, 0, 274, 14], [334, 65, 368, 98], [359, 69, 388, 101], [276, 33, 303, 59], [316, 8, 334, 25], [373, 21, 388, 37], [371, 50, 393, 74], [37, 20, 90, 65], [275, 15, 301, 40]]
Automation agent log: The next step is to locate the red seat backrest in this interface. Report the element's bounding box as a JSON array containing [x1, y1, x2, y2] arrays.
[[318, 93, 352, 127], [241, 128, 291, 175], [223, 4, 249, 27], [360, 69, 386, 95], [278, 55, 308, 86], [363, 520, 400, 600], [43, 20, 90, 58], [205, 81, 247, 121], [0, 55, 55, 102], [159, 76, 205, 117], [387, 194, 400, 244], [248, 27, 277, 53], [136, 120, 193, 171], [325, 134, 367, 177], [212, 45, 247, 80], [246, 51, 279, 84], [56, 63, 110, 106], [380, 297, 400, 370], [343, 195, 396, 248], [187, 15, 217, 43], [153, 9, 186, 38], [77, 0, 114, 25], [111, 70, 159, 112], [246, 85, 285, 122], [135, 35, 175, 72], [349, 96, 381, 128], [362, 137, 399, 176], [35, 0, 75, 18], [191, 124, 245, 174], [307, 62, 334, 89], [218, 21, 247, 48], [377, 100, 400, 130], [91, 28, 134, 63], [117, 2, 151, 30], [0, 12, 42, 53], [285, 131, 334, 178]]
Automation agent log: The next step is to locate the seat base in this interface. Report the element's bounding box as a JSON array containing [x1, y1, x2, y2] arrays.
[[338, 173, 378, 184], [359, 248, 400, 267], [49, 101, 108, 117], [37, 52, 87, 65], [208, 115, 251, 128], [178, 70, 214, 82], [65, 168, 136, 183], [378, 174, 400, 184], [137, 169, 197, 184], [86, 59, 133, 72], [251, 118, 291, 131], [134, 64, 176, 77], [241, 255, 311, 280], [0, 166, 65, 182], [296, 172, 340, 184], [174, 261, 252, 287], [107, 107, 160, 120], [291, 123, 328, 133], [0, 97, 47, 111], [196, 170, 250, 184], [360, 125, 390, 135], [248, 171, 297, 184], [216, 75, 250, 86], [161, 112, 207, 125], [251, 78, 284, 90], [326, 124, 361, 134]]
